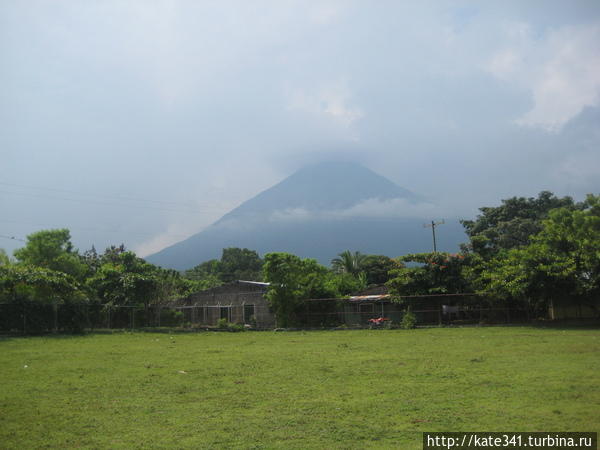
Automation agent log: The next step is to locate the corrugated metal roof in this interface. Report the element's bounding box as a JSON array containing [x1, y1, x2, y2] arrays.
[[237, 280, 270, 286], [348, 294, 391, 302]]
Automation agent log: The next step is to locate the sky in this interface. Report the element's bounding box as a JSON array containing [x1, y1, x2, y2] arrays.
[[2, 0, 599, 258]]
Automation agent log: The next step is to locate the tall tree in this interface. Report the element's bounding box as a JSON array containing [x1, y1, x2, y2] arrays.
[[461, 191, 580, 258], [13, 229, 87, 280], [331, 250, 368, 277], [219, 247, 263, 282], [387, 252, 473, 297], [477, 194, 600, 316], [263, 252, 334, 327], [362, 255, 401, 285]]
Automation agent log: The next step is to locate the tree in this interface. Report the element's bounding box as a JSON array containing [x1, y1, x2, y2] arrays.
[[362, 255, 401, 285], [219, 247, 263, 282], [0, 249, 10, 266], [13, 229, 87, 280], [184, 247, 263, 285], [461, 191, 580, 258], [476, 195, 600, 316], [387, 252, 473, 297], [331, 250, 368, 277], [263, 252, 335, 327], [86, 250, 160, 307]]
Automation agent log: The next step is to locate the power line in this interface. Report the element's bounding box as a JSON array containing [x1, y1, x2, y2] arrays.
[[0, 234, 26, 243], [0, 189, 226, 215], [0, 219, 193, 240], [0, 180, 224, 208]]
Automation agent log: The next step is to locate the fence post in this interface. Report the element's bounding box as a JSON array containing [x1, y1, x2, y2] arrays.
[[53, 303, 58, 333], [130, 307, 134, 330]]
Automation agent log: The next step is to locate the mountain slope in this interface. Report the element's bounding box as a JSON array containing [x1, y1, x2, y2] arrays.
[[146, 161, 466, 269]]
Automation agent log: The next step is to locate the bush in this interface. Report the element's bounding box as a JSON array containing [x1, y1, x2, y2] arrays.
[[400, 307, 417, 329], [217, 318, 245, 332]]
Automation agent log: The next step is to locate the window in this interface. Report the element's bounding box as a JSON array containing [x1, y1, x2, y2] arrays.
[[220, 307, 231, 322], [244, 304, 255, 323]]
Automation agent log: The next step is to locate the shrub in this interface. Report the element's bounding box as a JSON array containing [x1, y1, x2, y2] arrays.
[[400, 307, 417, 329], [217, 318, 245, 332]]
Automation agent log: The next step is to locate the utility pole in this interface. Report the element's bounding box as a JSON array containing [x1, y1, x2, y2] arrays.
[[423, 219, 445, 252]]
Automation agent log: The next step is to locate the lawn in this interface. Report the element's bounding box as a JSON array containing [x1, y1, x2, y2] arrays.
[[1, 327, 599, 449]]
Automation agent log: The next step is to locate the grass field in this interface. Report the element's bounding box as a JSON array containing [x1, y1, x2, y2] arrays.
[[1, 327, 599, 449]]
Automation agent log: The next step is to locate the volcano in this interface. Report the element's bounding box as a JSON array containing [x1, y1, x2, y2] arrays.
[[145, 161, 466, 269]]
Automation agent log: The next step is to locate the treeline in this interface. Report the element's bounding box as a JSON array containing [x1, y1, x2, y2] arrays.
[[1, 191, 598, 331], [260, 192, 600, 326], [388, 192, 600, 319]]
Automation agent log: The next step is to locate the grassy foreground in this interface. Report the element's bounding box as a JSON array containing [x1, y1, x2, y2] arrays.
[[1, 327, 599, 449]]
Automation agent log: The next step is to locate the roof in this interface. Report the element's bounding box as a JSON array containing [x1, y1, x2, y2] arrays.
[[348, 294, 391, 302], [350, 284, 389, 296], [237, 280, 270, 286]]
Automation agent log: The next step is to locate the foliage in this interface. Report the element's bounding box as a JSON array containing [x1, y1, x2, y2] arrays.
[[220, 247, 263, 282], [476, 195, 600, 316], [263, 252, 336, 327], [184, 247, 263, 285], [217, 318, 245, 332], [13, 229, 88, 280], [400, 307, 417, 329], [323, 271, 366, 297], [0, 264, 86, 305], [331, 250, 368, 276], [461, 191, 580, 258], [362, 254, 402, 285], [387, 252, 473, 299], [0, 248, 11, 266]]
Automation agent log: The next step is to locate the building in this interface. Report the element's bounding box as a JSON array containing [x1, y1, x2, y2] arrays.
[[179, 280, 275, 328]]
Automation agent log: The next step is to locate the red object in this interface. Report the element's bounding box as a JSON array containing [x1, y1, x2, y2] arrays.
[[368, 317, 389, 325]]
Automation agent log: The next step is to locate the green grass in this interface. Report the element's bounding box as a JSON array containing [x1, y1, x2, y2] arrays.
[[1, 327, 599, 449]]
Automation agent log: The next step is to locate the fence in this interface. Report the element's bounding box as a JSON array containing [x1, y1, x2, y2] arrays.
[[1, 296, 594, 334], [299, 296, 532, 328], [0, 302, 276, 334]]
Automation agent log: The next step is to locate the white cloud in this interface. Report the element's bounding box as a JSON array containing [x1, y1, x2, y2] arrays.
[[134, 222, 200, 258], [486, 22, 600, 131], [264, 197, 444, 223], [287, 81, 364, 131]]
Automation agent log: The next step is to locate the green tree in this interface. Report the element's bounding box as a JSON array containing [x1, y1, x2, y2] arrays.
[[331, 250, 368, 277], [86, 250, 159, 307], [184, 247, 263, 285], [362, 254, 401, 285], [461, 191, 580, 258], [263, 252, 334, 327], [13, 229, 87, 280], [0, 248, 10, 266], [387, 252, 473, 297], [477, 195, 600, 316], [219, 247, 263, 282]]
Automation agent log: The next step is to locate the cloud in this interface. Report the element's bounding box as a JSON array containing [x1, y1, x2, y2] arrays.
[[286, 81, 364, 134], [264, 198, 445, 223], [134, 221, 201, 258], [486, 22, 600, 131]]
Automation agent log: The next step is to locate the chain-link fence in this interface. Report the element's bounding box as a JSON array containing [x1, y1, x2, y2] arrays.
[[1, 295, 595, 334]]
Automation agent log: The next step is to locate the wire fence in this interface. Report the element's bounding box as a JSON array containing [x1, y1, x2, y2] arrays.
[[0, 298, 537, 335]]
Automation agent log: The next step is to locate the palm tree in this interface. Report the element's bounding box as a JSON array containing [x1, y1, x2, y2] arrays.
[[331, 250, 368, 277]]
